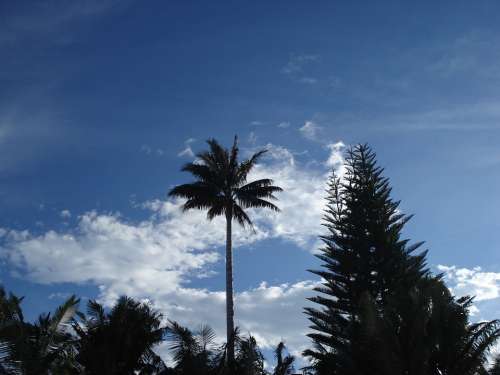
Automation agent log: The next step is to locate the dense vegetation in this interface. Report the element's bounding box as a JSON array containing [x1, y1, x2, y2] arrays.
[[304, 145, 500, 375], [1, 141, 498, 374]]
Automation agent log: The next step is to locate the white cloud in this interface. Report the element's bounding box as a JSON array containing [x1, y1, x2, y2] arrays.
[[150, 280, 318, 354], [299, 121, 323, 141], [177, 146, 194, 158], [250, 121, 264, 126], [178, 138, 196, 158], [248, 131, 257, 145], [277, 122, 290, 128], [325, 142, 345, 168], [48, 292, 72, 300], [60, 210, 71, 219], [438, 265, 500, 302], [0, 143, 345, 359]]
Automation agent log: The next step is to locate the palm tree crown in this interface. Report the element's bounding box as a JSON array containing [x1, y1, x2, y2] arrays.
[[169, 136, 282, 226]]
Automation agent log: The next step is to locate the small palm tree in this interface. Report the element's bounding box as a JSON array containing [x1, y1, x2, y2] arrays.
[[169, 136, 282, 367], [272, 342, 295, 375], [166, 321, 218, 374], [234, 334, 265, 375], [0, 290, 79, 375], [73, 297, 166, 375]]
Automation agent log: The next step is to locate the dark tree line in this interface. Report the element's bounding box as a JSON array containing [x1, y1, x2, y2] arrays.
[[0, 290, 295, 375]]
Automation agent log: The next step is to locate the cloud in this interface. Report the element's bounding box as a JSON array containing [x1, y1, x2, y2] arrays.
[[281, 54, 320, 85], [438, 265, 500, 302], [0, 143, 345, 359], [298, 77, 318, 84], [250, 121, 264, 126], [299, 121, 323, 141], [277, 122, 290, 128], [0, 106, 68, 172], [0, 0, 124, 46], [325, 142, 345, 168], [141, 144, 166, 157], [151, 280, 318, 354], [384, 101, 500, 131], [426, 32, 500, 79], [177, 147, 194, 158], [248, 131, 258, 145], [178, 138, 196, 158], [281, 54, 319, 75], [60, 210, 71, 219]]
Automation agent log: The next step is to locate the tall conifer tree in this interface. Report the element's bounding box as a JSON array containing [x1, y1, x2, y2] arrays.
[[304, 144, 500, 375]]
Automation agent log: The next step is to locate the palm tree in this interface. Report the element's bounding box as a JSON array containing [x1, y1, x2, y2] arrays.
[[272, 342, 295, 375], [234, 334, 265, 375], [166, 321, 219, 375], [0, 290, 79, 375], [169, 136, 282, 366], [73, 297, 166, 375]]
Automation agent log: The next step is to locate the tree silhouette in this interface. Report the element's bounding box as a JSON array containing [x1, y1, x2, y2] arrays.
[[272, 342, 295, 375], [169, 136, 282, 367], [73, 296, 166, 375], [166, 320, 219, 375], [0, 288, 79, 375], [304, 144, 500, 374]]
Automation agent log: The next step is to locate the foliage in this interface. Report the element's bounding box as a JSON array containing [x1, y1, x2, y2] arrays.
[[0, 287, 79, 375], [304, 144, 500, 375], [73, 296, 166, 375], [166, 321, 294, 375], [168, 136, 282, 227]]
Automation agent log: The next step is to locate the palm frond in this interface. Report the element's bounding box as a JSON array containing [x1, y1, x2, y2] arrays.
[[196, 324, 216, 351], [49, 295, 79, 334], [87, 300, 106, 324], [166, 320, 199, 364], [181, 162, 216, 183], [232, 204, 253, 228], [234, 149, 267, 186], [229, 135, 239, 171], [207, 138, 229, 170], [237, 196, 280, 212]]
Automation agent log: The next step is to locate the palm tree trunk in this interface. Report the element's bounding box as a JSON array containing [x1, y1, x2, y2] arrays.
[[225, 210, 235, 370]]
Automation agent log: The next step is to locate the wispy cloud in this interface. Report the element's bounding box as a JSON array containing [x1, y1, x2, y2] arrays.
[[141, 144, 167, 157], [299, 121, 323, 141], [277, 122, 290, 128], [281, 54, 319, 75], [60, 210, 71, 219], [0, 0, 125, 46], [426, 32, 500, 79], [281, 54, 320, 84], [247, 131, 258, 145], [177, 138, 196, 158], [298, 77, 318, 85], [0, 105, 68, 172]]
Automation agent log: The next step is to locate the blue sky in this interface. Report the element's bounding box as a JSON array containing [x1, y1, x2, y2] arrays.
[[2, 0, 500, 363]]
